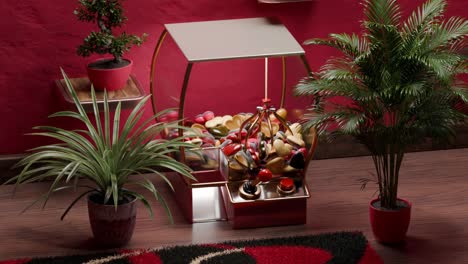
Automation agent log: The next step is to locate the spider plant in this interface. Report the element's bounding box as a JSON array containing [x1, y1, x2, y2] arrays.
[[295, 0, 468, 209], [6, 69, 197, 223]]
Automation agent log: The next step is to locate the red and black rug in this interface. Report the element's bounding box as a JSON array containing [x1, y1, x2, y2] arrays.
[[1, 232, 382, 264]]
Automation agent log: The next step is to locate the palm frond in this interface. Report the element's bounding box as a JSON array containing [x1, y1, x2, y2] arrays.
[[296, 0, 467, 209], [304, 33, 367, 58], [363, 0, 401, 27], [422, 51, 462, 82], [296, 77, 376, 102], [320, 57, 361, 81], [451, 86, 468, 103], [402, 0, 446, 34], [424, 16, 468, 53]]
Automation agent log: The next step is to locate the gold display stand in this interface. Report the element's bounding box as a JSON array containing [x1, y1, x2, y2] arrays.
[[149, 17, 314, 225]]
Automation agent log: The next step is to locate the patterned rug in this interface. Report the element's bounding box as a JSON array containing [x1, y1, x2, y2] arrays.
[[0, 232, 383, 264]]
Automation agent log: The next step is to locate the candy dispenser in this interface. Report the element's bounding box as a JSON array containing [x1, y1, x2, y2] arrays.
[[218, 97, 317, 228], [150, 17, 315, 226]]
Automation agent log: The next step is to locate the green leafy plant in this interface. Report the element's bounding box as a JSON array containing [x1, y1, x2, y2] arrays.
[[6, 69, 196, 223], [295, 0, 468, 209], [75, 0, 147, 64]]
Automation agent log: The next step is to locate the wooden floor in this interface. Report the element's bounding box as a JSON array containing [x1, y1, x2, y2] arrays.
[[0, 148, 467, 263]]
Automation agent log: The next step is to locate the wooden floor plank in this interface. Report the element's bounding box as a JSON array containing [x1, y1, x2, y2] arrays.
[[0, 148, 467, 263]]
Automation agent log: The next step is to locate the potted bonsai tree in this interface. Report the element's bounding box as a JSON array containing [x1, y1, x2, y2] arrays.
[[75, 0, 147, 90], [6, 69, 197, 247], [296, 0, 467, 243]]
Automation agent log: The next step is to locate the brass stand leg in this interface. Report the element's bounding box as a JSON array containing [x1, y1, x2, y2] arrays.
[[150, 29, 168, 118], [303, 127, 318, 173], [178, 63, 194, 167], [149, 29, 194, 184], [300, 54, 320, 108], [299, 55, 318, 173], [280, 56, 287, 108]]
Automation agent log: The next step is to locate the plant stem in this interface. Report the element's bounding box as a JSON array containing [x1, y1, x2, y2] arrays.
[[97, 13, 109, 34], [114, 56, 122, 64], [383, 149, 389, 207], [389, 145, 396, 208], [394, 150, 405, 205], [372, 155, 383, 197]]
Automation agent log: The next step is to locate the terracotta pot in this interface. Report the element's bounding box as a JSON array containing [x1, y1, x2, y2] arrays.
[[369, 198, 411, 244], [87, 58, 133, 91], [87, 193, 137, 247]]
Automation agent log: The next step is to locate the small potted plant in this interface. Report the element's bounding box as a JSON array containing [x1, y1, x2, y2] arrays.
[[75, 0, 147, 90], [6, 69, 197, 247], [296, 0, 467, 243]]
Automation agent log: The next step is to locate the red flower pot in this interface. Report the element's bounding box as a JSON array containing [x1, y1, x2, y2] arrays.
[[87, 58, 133, 91], [369, 198, 411, 244], [88, 193, 137, 248]]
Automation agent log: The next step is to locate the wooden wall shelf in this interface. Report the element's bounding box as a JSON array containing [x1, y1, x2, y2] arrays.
[[56, 75, 146, 112]]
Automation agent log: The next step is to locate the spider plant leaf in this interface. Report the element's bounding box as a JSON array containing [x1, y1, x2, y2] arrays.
[[149, 158, 196, 181], [104, 186, 112, 205], [66, 162, 82, 183], [8, 69, 198, 222], [21, 185, 75, 214], [37, 127, 95, 150], [42, 162, 77, 209], [60, 69, 87, 116], [103, 89, 111, 146], [119, 95, 151, 141], [60, 69, 105, 152], [112, 102, 122, 146], [111, 173, 119, 210], [73, 171, 80, 191], [122, 189, 154, 218], [15, 147, 103, 188], [137, 179, 174, 223], [129, 108, 176, 139], [60, 189, 95, 221], [90, 87, 103, 139], [138, 168, 175, 192], [5, 165, 56, 184]]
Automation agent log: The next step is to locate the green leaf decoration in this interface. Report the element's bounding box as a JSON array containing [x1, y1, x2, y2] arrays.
[[6, 69, 197, 223]]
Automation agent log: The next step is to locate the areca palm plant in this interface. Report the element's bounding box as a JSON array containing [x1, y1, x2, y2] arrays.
[[296, 0, 468, 209], [7, 69, 197, 224]]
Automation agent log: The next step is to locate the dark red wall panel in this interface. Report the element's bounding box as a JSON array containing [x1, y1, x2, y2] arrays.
[[0, 0, 466, 154]]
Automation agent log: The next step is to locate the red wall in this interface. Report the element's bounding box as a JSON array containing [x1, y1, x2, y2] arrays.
[[0, 0, 466, 155]]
